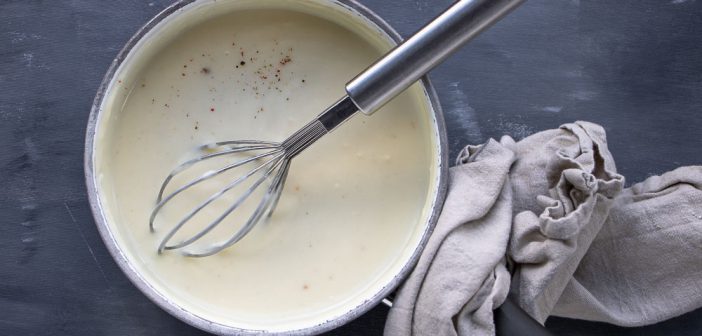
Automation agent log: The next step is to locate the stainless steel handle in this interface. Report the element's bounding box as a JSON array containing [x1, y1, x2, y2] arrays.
[[345, 0, 524, 115]]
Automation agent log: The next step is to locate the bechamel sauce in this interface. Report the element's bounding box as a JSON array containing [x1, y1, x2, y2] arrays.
[[94, 0, 439, 332]]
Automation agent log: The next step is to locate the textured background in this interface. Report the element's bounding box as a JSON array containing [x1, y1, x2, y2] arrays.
[[1, 0, 701, 335]]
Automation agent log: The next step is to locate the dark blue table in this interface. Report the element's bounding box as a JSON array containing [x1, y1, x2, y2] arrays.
[[2, 0, 701, 335]]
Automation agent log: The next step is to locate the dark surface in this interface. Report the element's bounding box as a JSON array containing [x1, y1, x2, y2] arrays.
[[496, 298, 554, 336], [1, 0, 701, 335]]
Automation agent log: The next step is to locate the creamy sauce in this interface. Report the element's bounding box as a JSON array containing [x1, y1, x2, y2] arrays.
[[94, 0, 438, 332]]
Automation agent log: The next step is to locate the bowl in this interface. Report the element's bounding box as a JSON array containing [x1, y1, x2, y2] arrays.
[[85, 0, 448, 334]]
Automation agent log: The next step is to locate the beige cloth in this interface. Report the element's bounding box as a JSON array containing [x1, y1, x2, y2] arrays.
[[385, 139, 515, 336], [507, 122, 624, 322], [384, 121, 702, 335], [553, 166, 702, 326]]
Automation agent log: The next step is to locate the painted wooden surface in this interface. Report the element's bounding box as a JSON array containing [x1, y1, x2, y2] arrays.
[[1, 0, 700, 335]]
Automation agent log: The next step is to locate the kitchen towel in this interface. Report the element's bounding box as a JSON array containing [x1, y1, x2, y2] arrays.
[[384, 121, 702, 336], [552, 165, 702, 326]]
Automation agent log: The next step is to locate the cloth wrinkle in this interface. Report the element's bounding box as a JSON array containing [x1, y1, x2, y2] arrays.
[[384, 121, 701, 335]]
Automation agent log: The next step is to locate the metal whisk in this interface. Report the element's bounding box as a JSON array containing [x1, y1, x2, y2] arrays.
[[150, 0, 524, 257]]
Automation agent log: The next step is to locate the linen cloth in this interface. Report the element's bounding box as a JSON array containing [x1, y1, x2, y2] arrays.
[[552, 166, 702, 326], [384, 121, 702, 335]]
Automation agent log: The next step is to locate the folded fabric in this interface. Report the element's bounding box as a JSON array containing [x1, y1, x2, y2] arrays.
[[385, 139, 515, 336], [507, 121, 624, 323], [552, 166, 702, 326], [384, 121, 701, 335]]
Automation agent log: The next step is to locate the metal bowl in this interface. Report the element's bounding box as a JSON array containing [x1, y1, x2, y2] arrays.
[[84, 0, 448, 334]]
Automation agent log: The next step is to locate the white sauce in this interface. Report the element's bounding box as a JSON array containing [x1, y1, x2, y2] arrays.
[[94, 0, 438, 332]]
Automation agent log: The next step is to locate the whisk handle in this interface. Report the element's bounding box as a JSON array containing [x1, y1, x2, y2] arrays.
[[345, 0, 524, 115]]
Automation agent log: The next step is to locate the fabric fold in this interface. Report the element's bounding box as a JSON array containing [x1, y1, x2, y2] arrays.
[[507, 121, 624, 323], [384, 121, 700, 336], [385, 139, 515, 336], [552, 166, 702, 326]]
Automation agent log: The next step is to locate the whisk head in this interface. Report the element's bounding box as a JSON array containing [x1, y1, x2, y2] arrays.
[[149, 117, 329, 257], [149, 140, 291, 257]]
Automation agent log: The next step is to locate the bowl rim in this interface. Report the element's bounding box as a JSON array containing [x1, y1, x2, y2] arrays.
[[84, 0, 449, 334]]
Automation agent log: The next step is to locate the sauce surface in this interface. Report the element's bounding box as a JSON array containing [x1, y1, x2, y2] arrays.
[[95, 2, 437, 331]]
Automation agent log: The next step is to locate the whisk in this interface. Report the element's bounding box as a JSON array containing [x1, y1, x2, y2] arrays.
[[150, 0, 524, 257]]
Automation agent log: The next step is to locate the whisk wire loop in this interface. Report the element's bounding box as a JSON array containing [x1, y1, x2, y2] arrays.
[[149, 146, 283, 231], [182, 158, 292, 257], [155, 150, 285, 254]]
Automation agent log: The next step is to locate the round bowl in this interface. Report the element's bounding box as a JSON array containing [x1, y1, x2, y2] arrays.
[[85, 0, 448, 334]]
